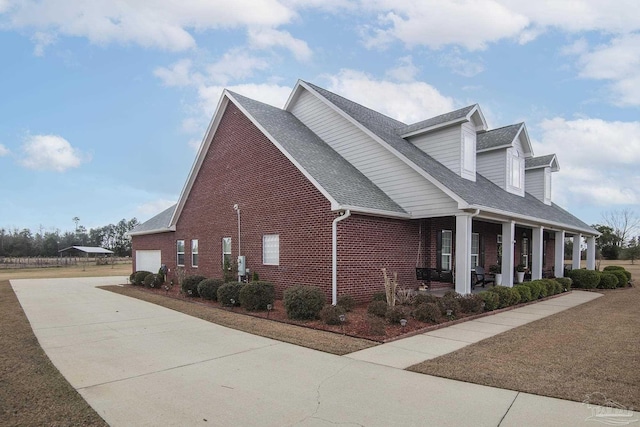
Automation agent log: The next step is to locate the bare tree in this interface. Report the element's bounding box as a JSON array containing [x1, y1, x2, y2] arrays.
[[601, 209, 640, 248], [72, 217, 80, 232]]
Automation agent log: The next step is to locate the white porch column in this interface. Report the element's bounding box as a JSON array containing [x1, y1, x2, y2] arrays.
[[572, 233, 582, 270], [454, 214, 473, 295], [586, 236, 596, 270], [554, 230, 565, 277], [501, 221, 515, 287], [531, 226, 544, 280]]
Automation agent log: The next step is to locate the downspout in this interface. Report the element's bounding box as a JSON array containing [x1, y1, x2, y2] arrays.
[[332, 210, 351, 306]]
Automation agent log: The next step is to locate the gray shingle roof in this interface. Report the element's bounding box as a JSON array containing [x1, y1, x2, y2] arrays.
[[526, 154, 557, 170], [477, 123, 523, 151], [129, 204, 176, 235], [229, 91, 406, 215], [397, 105, 477, 135], [305, 83, 595, 233]]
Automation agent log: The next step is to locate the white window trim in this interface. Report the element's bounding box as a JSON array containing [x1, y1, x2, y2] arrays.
[[176, 240, 185, 267], [471, 232, 479, 268], [442, 230, 452, 271], [191, 239, 198, 267], [262, 234, 280, 266], [522, 237, 529, 267], [222, 237, 231, 266], [506, 148, 524, 195], [461, 130, 476, 181], [544, 168, 552, 204]]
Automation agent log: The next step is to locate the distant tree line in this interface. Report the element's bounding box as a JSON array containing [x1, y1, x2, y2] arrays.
[[0, 218, 139, 257], [593, 209, 640, 262]]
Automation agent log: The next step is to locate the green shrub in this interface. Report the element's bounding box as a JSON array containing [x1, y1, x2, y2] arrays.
[[569, 269, 601, 289], [133, 270, 152, 286], [239, 281, 275, 311], [337, 295, 356, 312], [603, 265, 624, 272], [319, 305, 346, 325], [489, 286, 520, 308], [198, 278, 224, 300], [371, 292, 387, 302], [414, 293, 438, 306], [412, 303, 442, 323], [217, 282, 245, 306], [438, 291, 462, 316], [129, 272, 137, 284], [459, 294, 484, 314], [598, 273, 618, 289], [367, 300, 388, 317], [181, 275, 206, 297], [479, 291, 499, 311], [514, 285, 532, 303], [610, 270, 628, 288], [283, 285, 326, 320], [539, 279, 560, 296], [143, 273, 156, 287], [555, 277, 572, 292], [525, 281, 542, 300], [386, 305, 410, 324]]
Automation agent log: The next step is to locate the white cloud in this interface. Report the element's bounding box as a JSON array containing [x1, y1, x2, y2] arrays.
[[247, 28, 312, 61], [385, 56, 419, 82], [30, 31, 56, 56], [532, 117, 640, 207], [20, 134, 88, 172], [153, 59, 197, 87], [206, 49, 270, 85], [325, 69, 455, 124], [2, 0, 297, 52], [0, 144, 9, 156], [197, 83, 292, 118], [439, 51, 484, 77], [136, 198, 176, 218]]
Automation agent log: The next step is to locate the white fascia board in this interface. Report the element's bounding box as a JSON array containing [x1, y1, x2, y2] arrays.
[[518, 123, 534, 157], [127, 226, 176, 237], [335, 205, 411, 219], [469, 205, 598, 236], [283, 80, 304, 111], [469, 105, 488, 131], [226, 92, 340, 210], [169, 93, 231, 228], [476, 144, 511, 153], [300, 81, 467, 208]]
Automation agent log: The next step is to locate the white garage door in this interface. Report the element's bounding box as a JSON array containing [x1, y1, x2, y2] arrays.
[[136, 250, 161, 273]]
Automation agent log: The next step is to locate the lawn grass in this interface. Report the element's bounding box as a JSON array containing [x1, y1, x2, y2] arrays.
[[0, 279, 108, 427], [100, 285, 377, 355], [0, 263, 131, 281], [408, 261, 640, 409]]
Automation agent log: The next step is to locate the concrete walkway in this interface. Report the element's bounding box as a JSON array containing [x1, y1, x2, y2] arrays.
[[11, 278, 639, 427], [346, 291, 602, 368]]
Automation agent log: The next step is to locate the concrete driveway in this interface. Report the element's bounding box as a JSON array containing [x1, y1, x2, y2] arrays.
[[11, 277, 639, 426]]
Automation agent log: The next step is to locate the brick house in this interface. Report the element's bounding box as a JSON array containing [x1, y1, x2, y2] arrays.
[[129, 80, 598, 303]]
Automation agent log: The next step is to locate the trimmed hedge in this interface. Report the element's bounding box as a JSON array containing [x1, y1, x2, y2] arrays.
[[143, 273, 156, 287], [610, 270, 628, 288], [181, 275, 207, 297], [239, 281, 275, 311], [555, 277, 572, 292], [489, 286, 521, 308], [459, 294, 484, 314], [386, 305, 410, 324], [479, 291, 500, 311], [514, 285, 532, 303], [133, 270, 152, 286], [525, 281, 542, 300], [367, 300, 388, 317], [198, 278, 224, 300], [319, 305, 346, 325], [414, 293, 438, 306], [603, 266, 631, 284], [569, 269, 601, 289], [598, 273, 619, 289], [337, 295, 356, 312], [438, 291, 462, 316], [217, 282, 245, 306], [283, 285, 326, 320], [412, 302, 442, 323]]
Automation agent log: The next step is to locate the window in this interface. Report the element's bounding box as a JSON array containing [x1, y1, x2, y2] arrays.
[[263, 234, 279, 265], [462, 132, 476, 174], [471, 233, 479, 268], [521, 237, 529, 267], [497, 234, 503, 264], [222, 237, 231, 267], [544, 168, 552, 203], [510, 150, 523, 189], [191, 239, 198, 267], [441, 230, 452, 271], [176, 240, 185, 266]]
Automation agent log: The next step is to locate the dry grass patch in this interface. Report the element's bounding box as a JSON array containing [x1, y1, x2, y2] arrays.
[[0, 263, 131, 281], [0, 280, 108, 427], [100, 285, 377, 355], [408, 286, 640, 409]]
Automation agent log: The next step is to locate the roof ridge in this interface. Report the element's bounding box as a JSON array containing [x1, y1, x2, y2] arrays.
[[480, 122, 524, 133], [401, 104, 477, 129]]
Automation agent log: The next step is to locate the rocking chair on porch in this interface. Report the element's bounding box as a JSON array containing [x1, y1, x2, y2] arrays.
[[471, 266, 494, 290]]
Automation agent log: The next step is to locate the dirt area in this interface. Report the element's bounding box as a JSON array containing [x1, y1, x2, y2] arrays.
[[0, 280, 108, 427], [409, 261, 639, 410], [0, 263, 131, 281]]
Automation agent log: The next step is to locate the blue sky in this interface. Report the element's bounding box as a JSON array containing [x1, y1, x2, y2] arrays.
[[1, 1, 639, 233]]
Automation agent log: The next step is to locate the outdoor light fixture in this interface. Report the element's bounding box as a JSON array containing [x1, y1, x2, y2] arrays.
[[446, 309, 453, 317], [267, 303, 273, 318], [400, 318, 407, 327], [230, 298, 235, 310], [339, 313, 346, 335]]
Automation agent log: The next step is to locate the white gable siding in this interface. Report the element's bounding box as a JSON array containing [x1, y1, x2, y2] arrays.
[[409, 126, 461, 175], [477, 150, 506, 188], [525, 168, 545, 202], [289, 88, 458, 217]]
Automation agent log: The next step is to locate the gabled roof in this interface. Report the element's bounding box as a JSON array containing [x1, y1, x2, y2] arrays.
[[477, 123, 523, 151], [526, 154, 560, 172], [128, 204, 176, 236], [397, 104, 482, 137], [58, 246, 114, 254], [302, 82, 595, 234]]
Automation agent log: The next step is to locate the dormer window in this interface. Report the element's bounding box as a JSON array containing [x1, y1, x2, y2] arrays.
[[461, 130, 476, 181], [508, 148, 524, 194], [544, 168, 552, 204]]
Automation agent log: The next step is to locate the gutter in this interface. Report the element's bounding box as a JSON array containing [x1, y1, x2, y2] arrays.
[[332, 210, 351, 306]]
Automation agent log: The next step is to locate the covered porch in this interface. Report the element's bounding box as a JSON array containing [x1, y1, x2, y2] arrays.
[[417, 214, 597, 295]]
